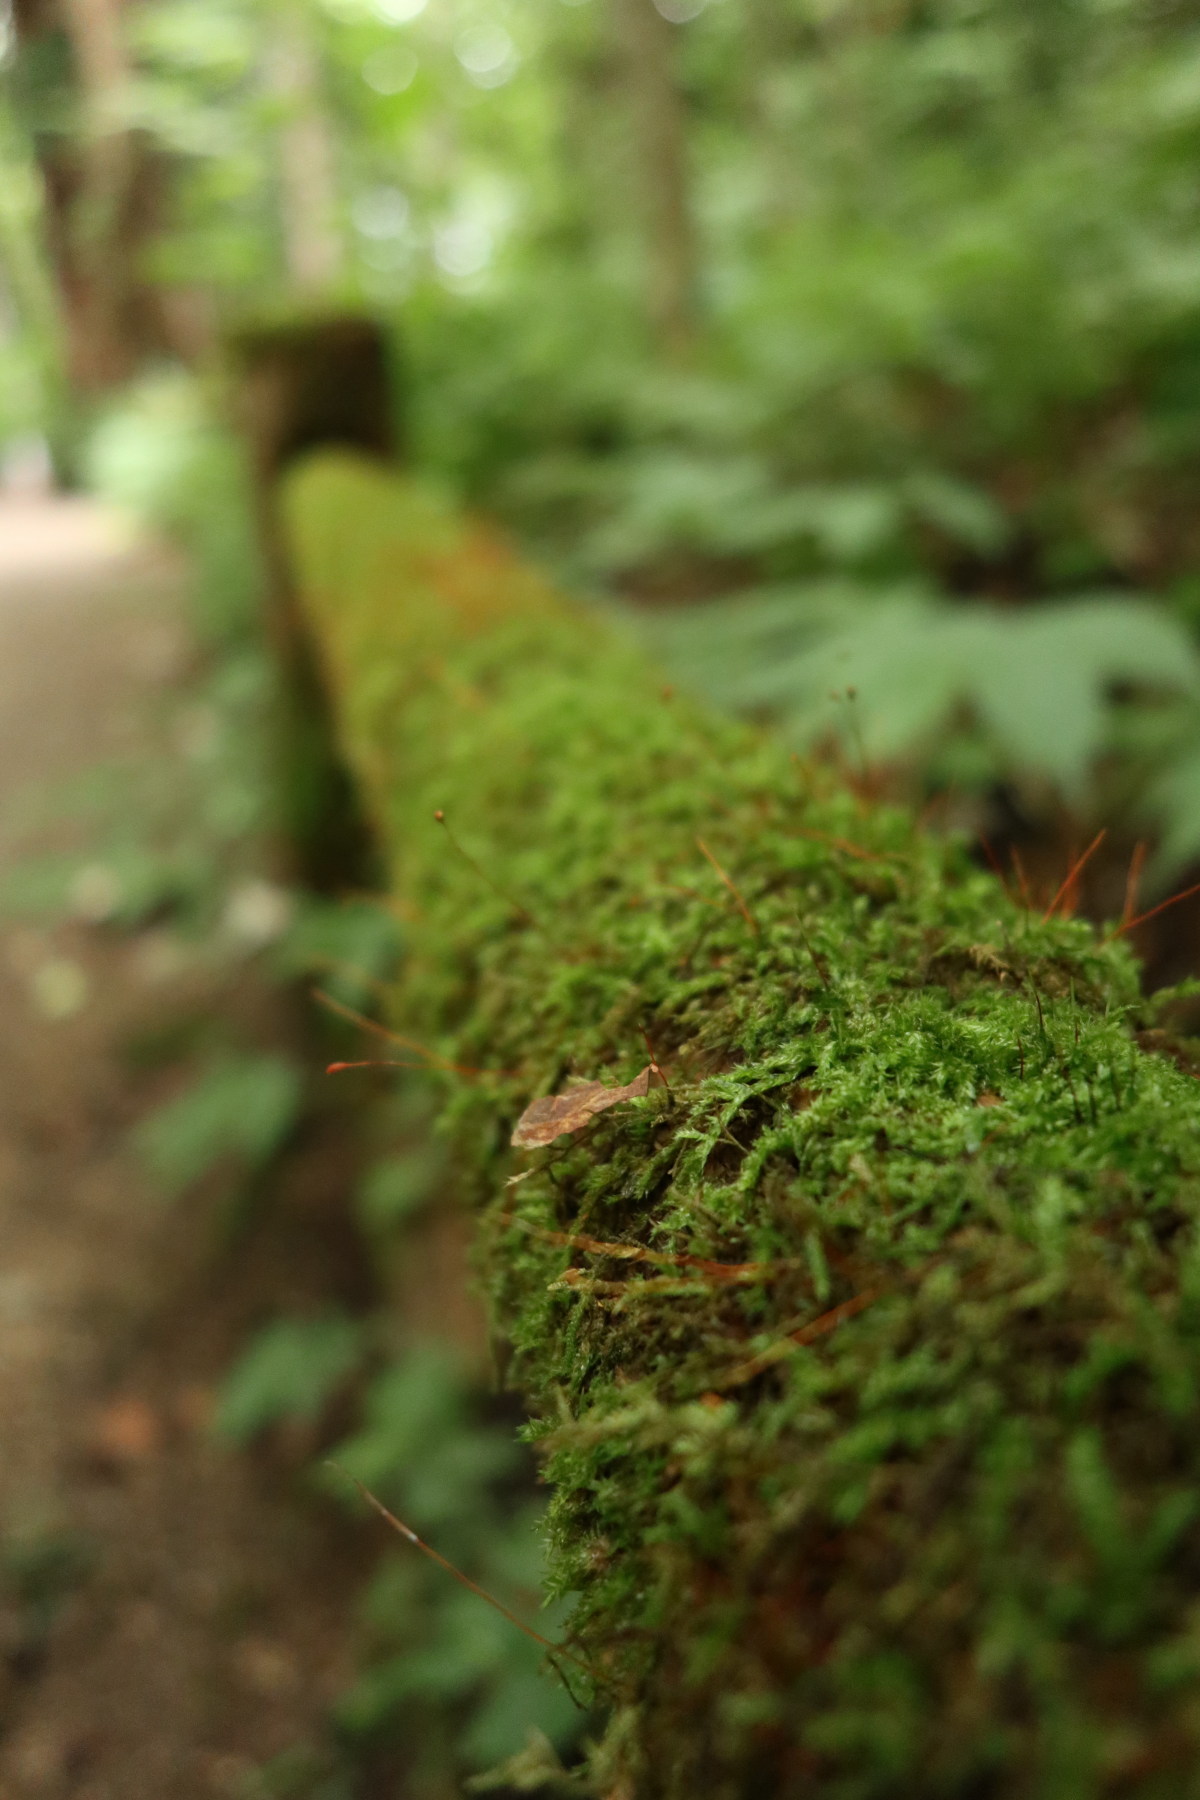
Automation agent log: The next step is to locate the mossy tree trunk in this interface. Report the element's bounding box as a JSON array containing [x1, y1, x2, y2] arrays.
[[277, 446, 1200, 1800]]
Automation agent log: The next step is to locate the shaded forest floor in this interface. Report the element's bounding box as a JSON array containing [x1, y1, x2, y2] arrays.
[[0, 498, 370, 1799]]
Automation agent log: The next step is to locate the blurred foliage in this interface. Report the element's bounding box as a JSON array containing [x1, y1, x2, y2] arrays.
[[214, 1312, 366, 1439], [0, 78, 68, 463], [273, 893, 402, 1012], [0, 647, 278, 935], [0, 372, 574, 1793], [8, 0, 1195, 878], [355, 1142, 444, 1232], [86, 371, 265, 646], [651, 582, 1200, 863], [216, 1328, 582, 1781], [0, 1525, 96, 1667], [135, 1050, 303, 1195], [8, 8, 1200, 681], [0, 371, 285, 944], [319, 1345, 580, 1774]]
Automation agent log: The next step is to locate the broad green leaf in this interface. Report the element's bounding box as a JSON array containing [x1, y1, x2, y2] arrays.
[[213, 1313, 365, 1443], [356, 1147, 443, 1230], [1149, 739, 1200, 876], [135, 1052, 302, 1195]]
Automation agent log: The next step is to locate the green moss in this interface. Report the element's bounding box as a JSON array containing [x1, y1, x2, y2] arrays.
[[283, 450, 1200, 1799]]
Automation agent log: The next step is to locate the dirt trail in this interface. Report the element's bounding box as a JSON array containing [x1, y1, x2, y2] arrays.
[[0, 498, 364, 1800]]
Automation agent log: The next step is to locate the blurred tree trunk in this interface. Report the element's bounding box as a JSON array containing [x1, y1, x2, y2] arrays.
[[610, 0, 698, 353], [266, 2, 343, 297], [0, 90, 72, 463], [59, 0, 142, 383], [744, 0, 800, 228], [12, 0, 188, 394]]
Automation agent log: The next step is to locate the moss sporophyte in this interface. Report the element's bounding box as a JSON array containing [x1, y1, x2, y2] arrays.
[[284, 450, 1200, 1800]]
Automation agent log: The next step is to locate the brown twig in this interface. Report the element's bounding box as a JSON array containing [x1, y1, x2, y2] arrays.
[[1120, 841, 1148, 935], [434, 809, 540, 929], [841, 685, 871, 788], [792, 913, 832, 985], [550, 1270, 713, 1300], [1109, 878, 1200, 941], [312, 987, 508, 1079], [327, 1058, 423, 1074], [1009, 844, 1033, 909], [979, 837, 1015, 904], [641, 1026, 673, 1091], [717, 1288, 881, 1390], [696, 837, 759, 935], [511, 1217, 795, 1284], [663, 883, 726, 912], [327, 1462, 596, 1682], [1043, 829, 1106, 922], [794, 827, 888, 864]]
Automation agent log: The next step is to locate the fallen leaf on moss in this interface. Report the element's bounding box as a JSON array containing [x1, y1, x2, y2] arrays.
[[512, 1066, 655, 1148]]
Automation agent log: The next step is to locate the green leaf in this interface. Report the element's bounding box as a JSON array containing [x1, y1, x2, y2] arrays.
[[134, 1053, 302, 1195], [355, 1147, 444, 1230], [274, 895, 402, 1006], [902, 471, 1010, 555], [325, 1350, 522, 1532], [657, 585, 1200, 802], [461, 1661, 580, 1768], [213, 1313, 365, 1443], [322, 1346, 472, 1506], [969, 599, 1200, 796], [1148, 738, 1200, 877]]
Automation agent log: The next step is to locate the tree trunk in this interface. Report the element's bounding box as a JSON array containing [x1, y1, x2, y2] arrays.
[[266, 2, 343, 297], [0, 91, 72, 465], [610, 0, 698, 352], [744, 0, 802, 228], [12, 0, 188, 393]]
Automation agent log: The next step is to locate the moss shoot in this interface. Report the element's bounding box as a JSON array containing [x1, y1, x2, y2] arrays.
[[283, 449, 1200, 1800]]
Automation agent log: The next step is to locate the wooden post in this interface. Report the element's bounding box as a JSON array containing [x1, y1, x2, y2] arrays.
[[228, 315, 400, 890]]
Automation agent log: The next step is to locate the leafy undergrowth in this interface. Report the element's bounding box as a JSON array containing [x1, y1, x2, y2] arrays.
[[648, 580, 1200, 884], [217, 1326, 580, 1794], [0, 387, 587, 1798], [286, 448, 1200, 1800]]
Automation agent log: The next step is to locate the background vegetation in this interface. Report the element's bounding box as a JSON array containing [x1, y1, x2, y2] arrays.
[[10, 0, 1200, 899]]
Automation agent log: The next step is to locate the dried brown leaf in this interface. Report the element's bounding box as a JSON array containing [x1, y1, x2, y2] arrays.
[[511, 1066, 655, 1149]]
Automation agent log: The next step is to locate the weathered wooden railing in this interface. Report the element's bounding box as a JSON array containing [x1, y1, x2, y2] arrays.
[[267, 421, 1200, 1798]]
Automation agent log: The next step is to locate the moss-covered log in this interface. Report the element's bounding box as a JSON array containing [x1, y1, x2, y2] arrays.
[[282, 448, 1200, 1800]]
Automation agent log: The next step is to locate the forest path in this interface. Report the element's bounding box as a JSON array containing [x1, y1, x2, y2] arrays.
[[0, 497, 362, 1800]]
